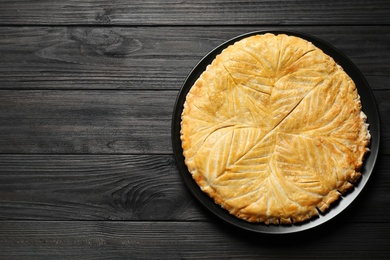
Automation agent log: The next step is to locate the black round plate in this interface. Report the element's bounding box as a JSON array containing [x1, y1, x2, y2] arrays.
[[171, 30, 380, 234]]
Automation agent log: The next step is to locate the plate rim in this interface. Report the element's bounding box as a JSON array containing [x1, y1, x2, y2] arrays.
[[171, 30, 380, 234]]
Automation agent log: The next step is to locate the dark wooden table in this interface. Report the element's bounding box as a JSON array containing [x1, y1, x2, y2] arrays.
[[0, 1, 389, 258]]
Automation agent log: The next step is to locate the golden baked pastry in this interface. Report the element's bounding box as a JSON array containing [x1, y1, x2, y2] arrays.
[[180, 33, 370, 224]]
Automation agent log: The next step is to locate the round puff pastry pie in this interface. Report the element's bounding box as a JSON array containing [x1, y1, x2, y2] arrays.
[[180, 33, 370, 225]]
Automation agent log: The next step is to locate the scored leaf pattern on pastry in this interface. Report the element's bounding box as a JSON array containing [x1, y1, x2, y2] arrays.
[[181, 33, 370, 224]]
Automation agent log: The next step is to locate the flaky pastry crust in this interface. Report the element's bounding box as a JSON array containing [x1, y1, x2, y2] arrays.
[[180, 33, 370, 224]]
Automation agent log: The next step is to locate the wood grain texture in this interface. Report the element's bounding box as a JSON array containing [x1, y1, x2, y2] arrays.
[[0, 221, 389, 259], [0, 90, 175, 154], [0, 154, 206, 221], [0, 154, 388, 222], [0, 90, 388, 154], [0, 26, 388, 91], [0, 0, 389, 25]]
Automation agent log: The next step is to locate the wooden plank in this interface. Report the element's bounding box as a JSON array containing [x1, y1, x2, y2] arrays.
[[0, 26, 388, 91], [0, 90, 175, 154], [0, 221, 389, 258], [0, 0, 389, 25], [0, 154, 388, 222], [0, 89, 388, 154], [374, 90, 390, 155], [0, 154, 207, 221]]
